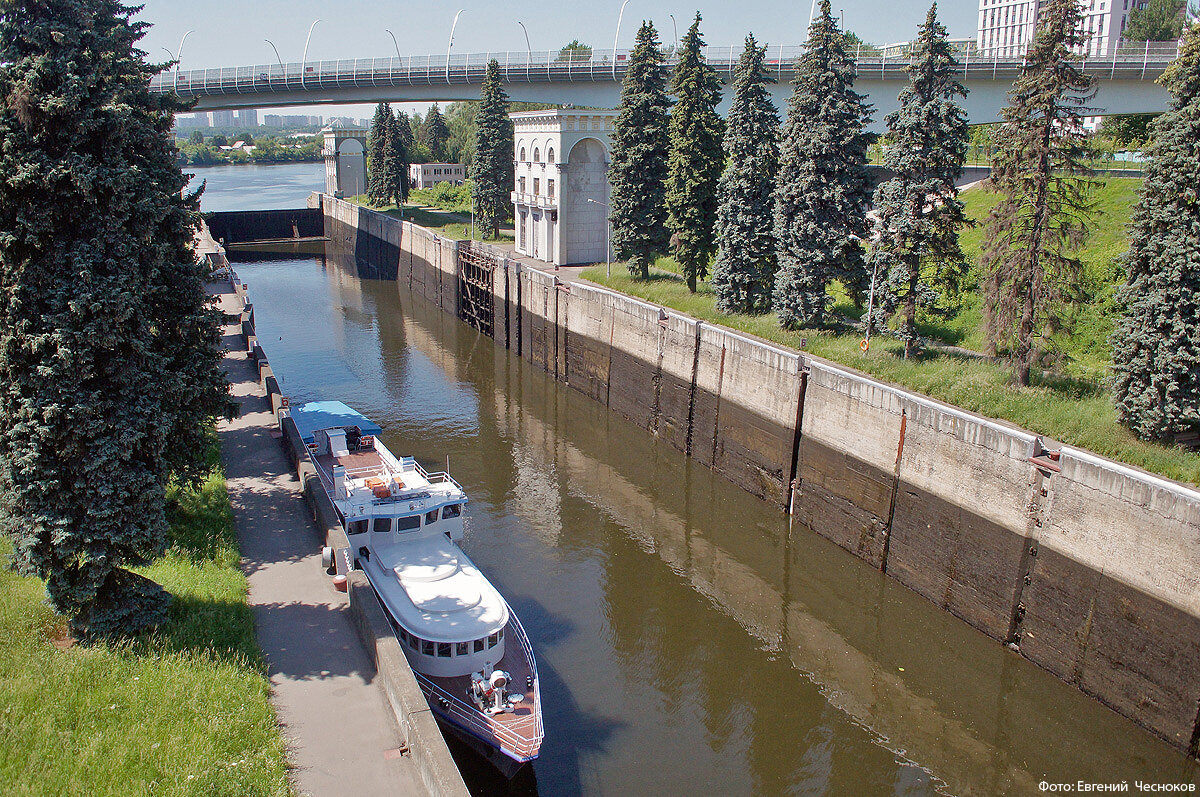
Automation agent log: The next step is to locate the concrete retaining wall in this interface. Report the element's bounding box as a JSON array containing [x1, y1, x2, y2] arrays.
[[233, 275, 469, 795], [318, 194, 1200, 759]]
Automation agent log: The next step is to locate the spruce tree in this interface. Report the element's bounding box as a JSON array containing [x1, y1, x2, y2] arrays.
[[367, 102, 392, 206], [711, 35, 779, 315], [421, 103, 451, 163], [395, 109, 415, 153], [0, 0, 228, 639], [666, 13, 723, 293], [1111, 22, 1200, 442], [773, 0, 873, 328], [381, 110, 409, 207], [867, 3, 969, 358], [609, 21, 672, 280], [980, 0, 1096, 386], [471, 59, 514, 239]]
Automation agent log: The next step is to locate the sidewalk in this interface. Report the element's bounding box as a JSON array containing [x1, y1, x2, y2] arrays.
[[214, 283, 422, 796]]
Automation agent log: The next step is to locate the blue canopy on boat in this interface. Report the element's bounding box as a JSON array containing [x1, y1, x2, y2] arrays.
[[292, 401, 383, 444]]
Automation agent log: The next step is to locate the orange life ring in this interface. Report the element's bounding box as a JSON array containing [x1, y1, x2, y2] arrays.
[[859, 338, 870, 352]]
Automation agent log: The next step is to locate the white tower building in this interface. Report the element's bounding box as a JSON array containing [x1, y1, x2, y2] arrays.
[[510, 109, 617, 267], [977, 0, 1149, 58], [322, 124, 367, 198]]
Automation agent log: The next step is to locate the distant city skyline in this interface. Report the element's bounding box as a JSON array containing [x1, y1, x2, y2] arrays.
[[140, 0, 977, 119]]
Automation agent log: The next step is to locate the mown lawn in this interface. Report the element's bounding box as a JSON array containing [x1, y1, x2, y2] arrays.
[[348, 196, 514, 244], [581, 241, 1200, 486], [0, 462, 291, 796]]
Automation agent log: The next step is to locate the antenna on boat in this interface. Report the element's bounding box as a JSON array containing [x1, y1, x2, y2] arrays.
[[446, 454, 450, 474]]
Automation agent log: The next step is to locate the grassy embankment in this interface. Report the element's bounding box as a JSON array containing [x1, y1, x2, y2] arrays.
[[0, 454, 291, 796], [348, 193, 515, 244], [581, 177, 1200, 486]]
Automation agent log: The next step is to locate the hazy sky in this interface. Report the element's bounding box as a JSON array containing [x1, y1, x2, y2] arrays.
[[136, 0, 979, 119]]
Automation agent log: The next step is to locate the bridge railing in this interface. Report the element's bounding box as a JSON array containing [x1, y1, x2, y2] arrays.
[[149, 41, 1182, 99]]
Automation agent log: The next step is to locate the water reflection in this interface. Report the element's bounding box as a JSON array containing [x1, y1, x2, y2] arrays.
[[232, 251, 1200, 796]]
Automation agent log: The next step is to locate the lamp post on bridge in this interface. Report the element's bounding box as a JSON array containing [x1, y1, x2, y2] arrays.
[[174, 30, 193, 94], [517, 21, 532, 83], [613, 0, 632, 81], [302, 19, 320, 90], [446, 9, 464, 85], [264, 39, 284, 68]]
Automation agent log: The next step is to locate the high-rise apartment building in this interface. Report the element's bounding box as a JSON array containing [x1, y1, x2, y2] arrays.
[[238, 109, 258, 128], [977, 0, 1149, 57], [210, 110, 235, 128]]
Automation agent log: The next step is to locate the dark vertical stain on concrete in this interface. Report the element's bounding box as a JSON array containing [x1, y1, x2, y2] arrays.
[[1188, 699, 1200, 760], [1007, 469, 1048, 646], [649, 325, 666, 436]]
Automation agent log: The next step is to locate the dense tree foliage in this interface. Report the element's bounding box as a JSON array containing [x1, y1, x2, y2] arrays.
[[609, 21, 672, 280], [557, 40, 593, 61], [367, 102, 392, 206], [1124, 0, 1189, 42], [420, 103, 451, 163], [711, 35, 779, 314], [980, 0, 1097, 386], [1098, 113, 1157, 145], [1111, 22, 1200, 442], [867, 3, 969, 358], [773, 0, 873, 328], [0, 0, 228, 639], [471, 60, 514, 239], [666, 13, 723, 293]]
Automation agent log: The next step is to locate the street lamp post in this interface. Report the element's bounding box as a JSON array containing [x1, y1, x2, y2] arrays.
[[264, 39, 284, 68], [302, 19, 320, 90], [613, 0, 632, 81], [517, 21, 532, 83], [668, 14, 678, 54], [446, 9, 464, 84], [586, 198, 611, 279], [385, 29, 401, 59], [174, 30, 193, 94]]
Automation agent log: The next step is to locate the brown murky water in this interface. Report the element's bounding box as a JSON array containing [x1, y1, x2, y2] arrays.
[[232, 249, 1199, 796]]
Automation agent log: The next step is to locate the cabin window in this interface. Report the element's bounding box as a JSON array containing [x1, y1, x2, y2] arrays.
[[487, 633, 499, 649], [442, 504, 461, 520], [425, 510, 439, 525], [373, 517, 392, 533], [498, 628, 505, 643], [422, 640, 434, 656], [396, 515, 420, 532], [408, 634, 419, 651], [398, 628, 407, 645], [456, 642, 469, 656], [437, 643, 452, 658], [473, 639, 485, 653], [348, 519, 369, 535]]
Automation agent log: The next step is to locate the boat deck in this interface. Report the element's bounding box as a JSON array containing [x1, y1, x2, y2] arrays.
[[415, 619, 542, 761]]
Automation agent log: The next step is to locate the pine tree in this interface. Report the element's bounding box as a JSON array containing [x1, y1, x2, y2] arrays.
[[367, 102, 392, 206], [666, 13, 723, 293], [0, 0, 228, 639], [980, 0, 1097, 386], [471, 59, 514, 239], [773, 0, 874, 328], [1111, 22, 1200, 442], [421, 103, 451, 163], [867, 3, 969, 358], [711, 35, 779, 314], [609, 21, 672, 280], [381, 110, 409, 207]]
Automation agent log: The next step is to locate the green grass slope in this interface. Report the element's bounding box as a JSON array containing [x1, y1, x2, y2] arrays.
[[0, 464, 291, 797]]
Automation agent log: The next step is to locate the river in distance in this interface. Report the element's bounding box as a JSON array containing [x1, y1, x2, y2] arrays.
[[212, 163, 1200, 795]]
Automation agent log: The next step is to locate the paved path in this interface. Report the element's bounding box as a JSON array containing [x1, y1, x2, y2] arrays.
[[214, 282, 421, 796]]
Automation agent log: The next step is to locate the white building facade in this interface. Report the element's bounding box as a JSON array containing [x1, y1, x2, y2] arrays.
[[322, 125, 367, 198], [410, 163, 466, 190], [511, 109, 616, 267], [977, 0, 1149, 57]]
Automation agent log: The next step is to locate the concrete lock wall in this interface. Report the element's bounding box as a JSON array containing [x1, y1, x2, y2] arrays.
[[317, 195, 1200, 759]]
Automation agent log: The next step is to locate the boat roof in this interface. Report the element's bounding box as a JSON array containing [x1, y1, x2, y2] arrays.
[[293, 400, 383, 444], [371, 536, 508, 642]]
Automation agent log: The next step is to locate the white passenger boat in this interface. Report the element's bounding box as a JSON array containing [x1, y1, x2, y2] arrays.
[[292, 401, 544, 774]]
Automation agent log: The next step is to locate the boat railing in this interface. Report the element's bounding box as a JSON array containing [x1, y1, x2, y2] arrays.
[[412, 672, 541, 760], [506, 602, 545, 744]]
